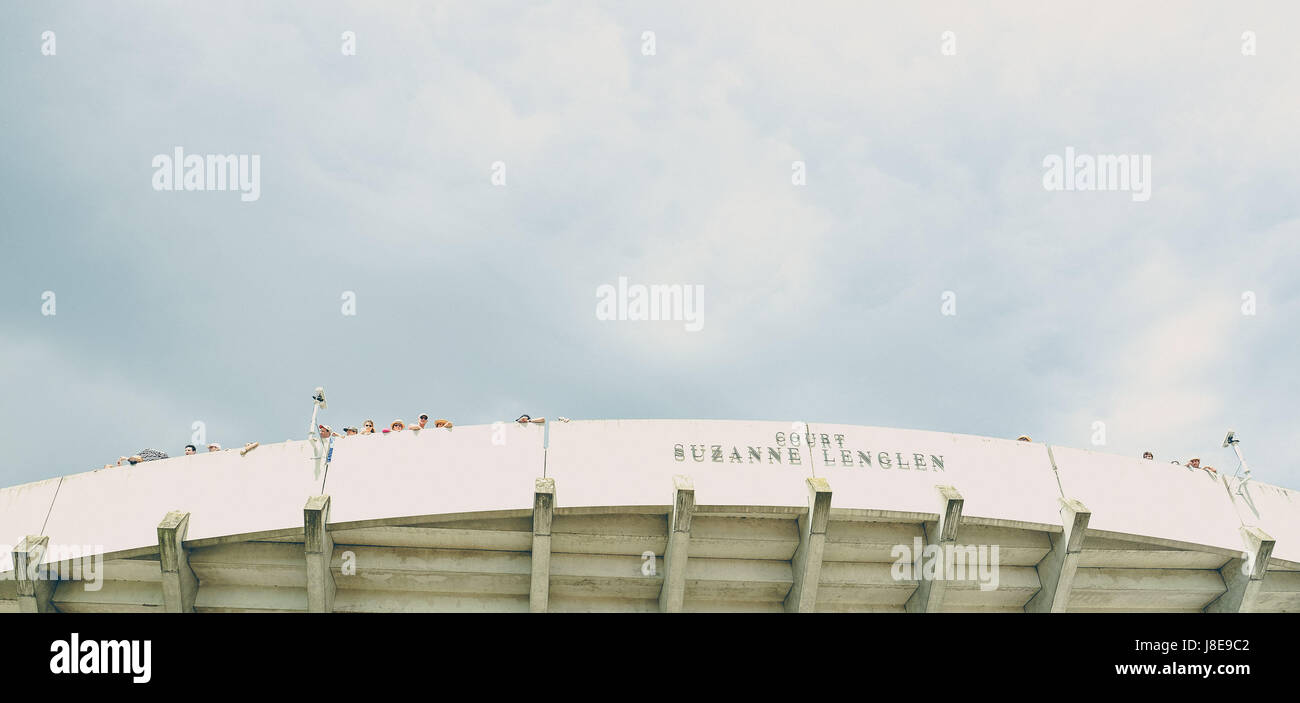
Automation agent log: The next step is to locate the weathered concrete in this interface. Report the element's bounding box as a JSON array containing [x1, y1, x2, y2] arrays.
[[14, 536, 55, 613], [1225, 480, 1300, 568], [324, 424, 545, 527], [547, 420, 812, 511], [1026, 498, 1090, 613], [905, 485, 964, 613], [1068, 567, 1228, 611], [157, 512, 198, 613], [0, 478, 62, 575], [1205, 526, 1274, 613], [807, 423, 1062, 531], [2, 420, 1298, 614], [1052, 445, 1241, 556], [45, 442, 324, 563], [785, 478, 831, 612], [304, 496, 336, 613], [530, 478, 555, 613], [659, 475, 695, 612]]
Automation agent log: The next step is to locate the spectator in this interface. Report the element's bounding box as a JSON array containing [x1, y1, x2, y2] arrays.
[[1186, 457, 1201, 470], [417, 414, 429, 429], [1142, 451, 1154, 460], [207, 443, 221, 452], [361, 420, 376, 435], [184, 444, 197, 456], [319, 425, 335, 439], [1016, 435, 1032, 442], [390, 420, 405, 432], [434, 418, 453, 428], [344, 427, 358, 436], [517, 415, 545, 424], [116, 449, 169, 466]]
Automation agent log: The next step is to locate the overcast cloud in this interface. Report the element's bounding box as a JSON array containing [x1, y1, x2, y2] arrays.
[[1, 1, 1297, 488]]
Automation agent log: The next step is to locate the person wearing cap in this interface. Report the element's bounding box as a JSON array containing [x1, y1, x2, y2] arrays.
[[1186, 457, 1201, 470], [344, 427, 358, 436], [319, 425, 335, 439], [416, 414, 429, 429], [1016, 435, 1031, 442], [516, 415, 545, 424], [184, 444, 197, 456], [207, 443, 221, 452], [1142, 451, 1154, 460]]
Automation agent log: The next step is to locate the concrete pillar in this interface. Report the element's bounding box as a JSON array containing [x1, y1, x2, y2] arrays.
[[530, 478, 555, 613], [785, 478, 832, 613], [1026, 498, 1090, 613], [905, 485, 964, 613], [304, 496, 336, 613], [13, 536, 55, 613], [1206, 526, 1274, 613], [157, 512, 198, 613], [659, 475, 695, 613]]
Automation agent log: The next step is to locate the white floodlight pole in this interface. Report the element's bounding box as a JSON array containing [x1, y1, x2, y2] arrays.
[[308, 388, 327, 461], [1224, 430, 1252, 495], [309, 403, 322, 442]]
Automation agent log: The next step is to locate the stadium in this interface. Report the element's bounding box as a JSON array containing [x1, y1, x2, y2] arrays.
[[1, 419, 1296, 613]]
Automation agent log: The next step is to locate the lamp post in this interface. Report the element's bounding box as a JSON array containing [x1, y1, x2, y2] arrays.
[[1223, 430, 1252, 495]]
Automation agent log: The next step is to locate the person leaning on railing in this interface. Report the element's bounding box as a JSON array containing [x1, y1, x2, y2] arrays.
[[105, 448, 169, 469]]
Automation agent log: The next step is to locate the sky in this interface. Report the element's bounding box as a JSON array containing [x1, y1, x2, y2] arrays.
[[1, 2, 1297, 489]]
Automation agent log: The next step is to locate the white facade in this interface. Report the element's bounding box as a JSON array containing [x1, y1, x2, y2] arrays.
[[1, 420, 1296, 613]]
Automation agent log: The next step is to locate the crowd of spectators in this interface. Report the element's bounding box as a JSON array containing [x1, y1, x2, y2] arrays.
[[104, 412, 557, 469]]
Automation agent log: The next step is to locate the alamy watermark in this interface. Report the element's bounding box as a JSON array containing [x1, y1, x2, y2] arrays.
[[2, 543, 104, 592], [1042, 146, 1151, 202], [890, 537, 1000, 591], [152, 147, 261, 202], [596, 276, 704, 332]]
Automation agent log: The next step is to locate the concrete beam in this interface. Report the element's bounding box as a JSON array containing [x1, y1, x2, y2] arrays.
[[530, 478, 555, 613], [304, 496, 336, 613], [1206, 526, 1275, 613], [785, 478, 832, 613], [13, 536, 55, 613], [1026, 498, 1090, 613], [659, 475, 695, 613], [905, 485, 964, 613], [157, 512, 198, 613]]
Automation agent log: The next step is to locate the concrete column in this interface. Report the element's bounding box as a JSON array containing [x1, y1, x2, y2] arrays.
[[905, 485, 964, 613], [785, 477, 832, 613], [13, 536, 55, 613], [659, 475, 695, 613], [304, 496, 336, 613], [530, 478, 555, 613], [1026, 498, 1090, 613], [1206, 526, 1274, 613], [157, 512, 198, 613]]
